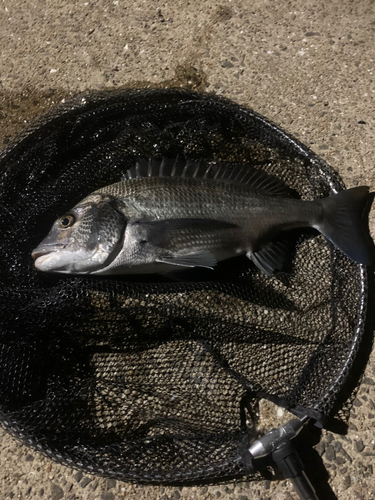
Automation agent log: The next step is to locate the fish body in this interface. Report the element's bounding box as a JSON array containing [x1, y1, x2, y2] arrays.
[[32, 158, 375, 276]]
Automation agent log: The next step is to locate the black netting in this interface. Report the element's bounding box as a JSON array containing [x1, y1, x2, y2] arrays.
[[0, 88, 371, 483]]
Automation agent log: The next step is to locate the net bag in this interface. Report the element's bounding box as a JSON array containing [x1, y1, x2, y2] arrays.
[[0, 88, 371, 483]]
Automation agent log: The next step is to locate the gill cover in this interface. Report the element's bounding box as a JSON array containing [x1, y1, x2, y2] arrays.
[[33, 197, 126, 273]]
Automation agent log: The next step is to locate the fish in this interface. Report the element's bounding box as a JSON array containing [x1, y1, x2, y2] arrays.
[[31, 157, 375, 276]]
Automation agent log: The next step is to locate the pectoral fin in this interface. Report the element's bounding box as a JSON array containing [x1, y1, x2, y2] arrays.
[[135, 218, 238, 248], [156, 250, 217, 269]]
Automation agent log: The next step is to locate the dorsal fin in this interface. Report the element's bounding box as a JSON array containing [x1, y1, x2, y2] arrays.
[[124, 157, 296, 197]]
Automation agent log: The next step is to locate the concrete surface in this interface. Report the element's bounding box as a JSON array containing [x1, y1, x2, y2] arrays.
[[1, 0, 375, 499]]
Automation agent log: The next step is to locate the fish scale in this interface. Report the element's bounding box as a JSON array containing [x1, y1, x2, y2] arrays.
[[32, 159, 374, 276], [98, 177, 291, 222]]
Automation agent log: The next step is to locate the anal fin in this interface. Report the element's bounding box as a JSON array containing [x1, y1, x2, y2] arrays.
[[247, 239, 294, 276]]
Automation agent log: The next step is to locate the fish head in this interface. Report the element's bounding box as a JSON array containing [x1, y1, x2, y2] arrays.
[[32, 194, 126, 273]]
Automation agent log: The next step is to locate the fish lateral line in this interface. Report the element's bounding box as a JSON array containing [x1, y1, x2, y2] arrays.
[[32, 162, 375, 276]]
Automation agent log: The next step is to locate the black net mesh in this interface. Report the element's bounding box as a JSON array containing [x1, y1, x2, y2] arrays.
[[0, 88, 370, 483]]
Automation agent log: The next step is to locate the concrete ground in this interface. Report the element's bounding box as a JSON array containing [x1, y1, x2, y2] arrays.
[[1, 0, 375, 499]]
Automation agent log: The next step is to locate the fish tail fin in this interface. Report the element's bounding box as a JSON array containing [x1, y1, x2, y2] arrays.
[[318, 186, 375, 265]]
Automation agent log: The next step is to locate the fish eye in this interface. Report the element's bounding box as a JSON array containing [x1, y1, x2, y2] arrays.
[[58, 214, 75, 229]]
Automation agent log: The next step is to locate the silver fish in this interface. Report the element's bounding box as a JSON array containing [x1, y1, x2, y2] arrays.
[[31, 158, 374, 276]]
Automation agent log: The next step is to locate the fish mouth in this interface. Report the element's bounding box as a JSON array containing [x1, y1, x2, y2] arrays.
[[31, 243, 103, 273], [31, 244, 66, 261]]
